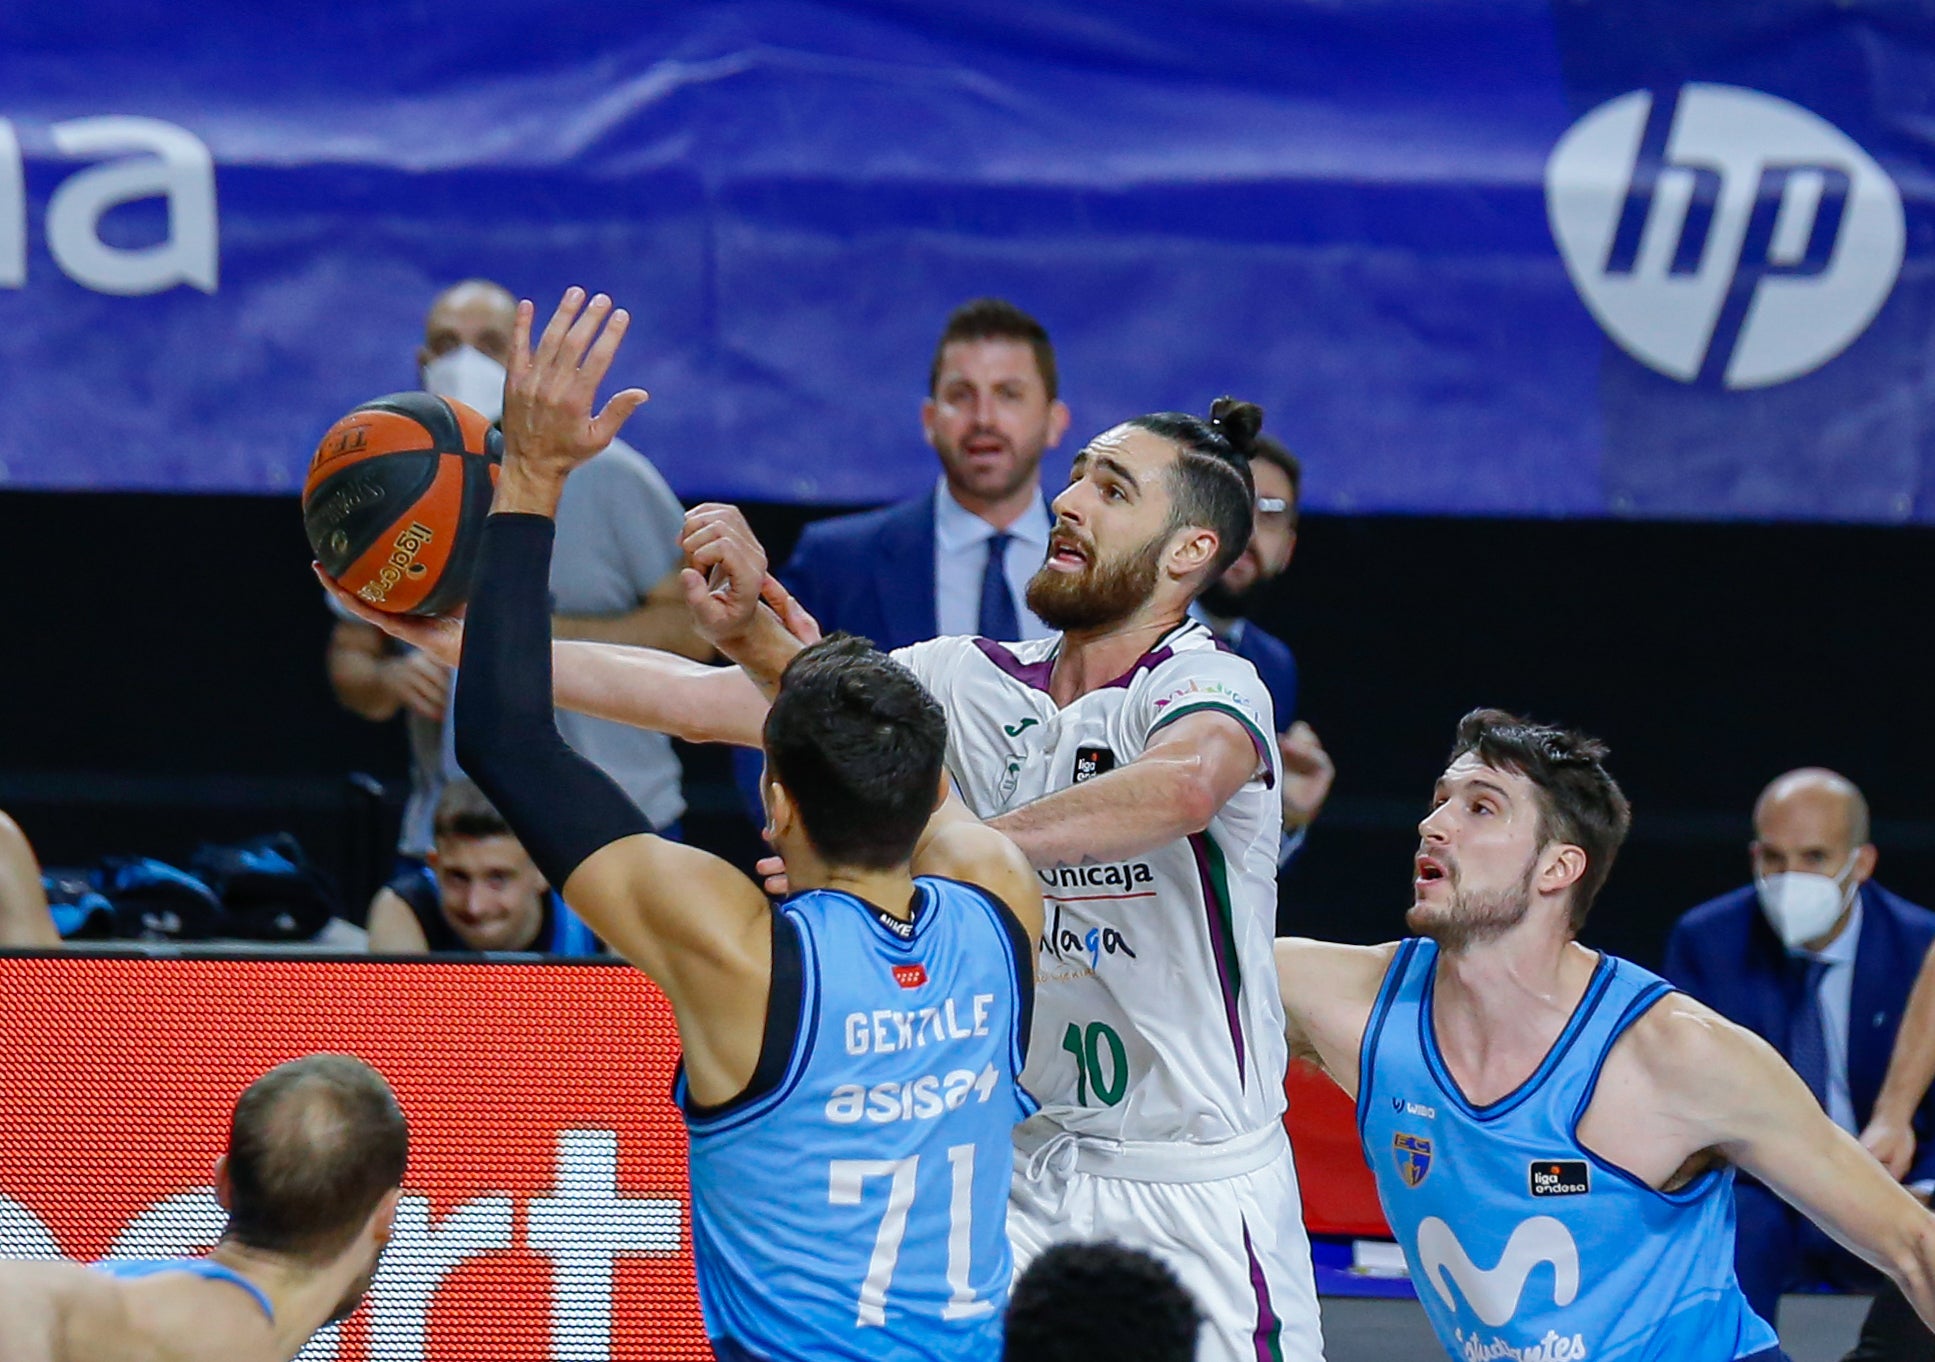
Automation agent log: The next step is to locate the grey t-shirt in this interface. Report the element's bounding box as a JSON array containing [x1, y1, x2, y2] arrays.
[[337, 435, 688, 854], [546, 436, 688, 831]]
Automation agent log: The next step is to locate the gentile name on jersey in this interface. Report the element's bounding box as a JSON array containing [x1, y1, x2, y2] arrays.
[[825, 992, 1004, 1127]]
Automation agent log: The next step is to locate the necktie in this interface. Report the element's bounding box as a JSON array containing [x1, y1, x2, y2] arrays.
[[1788, 956, 1830, 1107], [978, 532, 1020, 641]]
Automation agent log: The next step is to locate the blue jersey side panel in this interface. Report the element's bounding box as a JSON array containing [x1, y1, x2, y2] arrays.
[[685, 877, 1033, 1362], [1360, 939, 1781, 1362], [91, 1258, 276, 1323]]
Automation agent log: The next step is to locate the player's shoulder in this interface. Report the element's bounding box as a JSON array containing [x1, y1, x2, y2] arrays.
[[1275, 937, 1401, 1002], [1608, 978, 1778, 1094], [892, 634, 1053, 692]]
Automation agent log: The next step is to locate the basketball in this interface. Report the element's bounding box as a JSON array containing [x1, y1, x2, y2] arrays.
[[302, 391, 501, 616]]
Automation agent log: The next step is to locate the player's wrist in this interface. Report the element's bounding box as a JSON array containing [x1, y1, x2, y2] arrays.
[[490, 460, 568, 517]]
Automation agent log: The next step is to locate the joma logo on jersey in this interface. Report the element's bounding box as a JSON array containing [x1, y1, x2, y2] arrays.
[[1547, 83, 1903, 389]]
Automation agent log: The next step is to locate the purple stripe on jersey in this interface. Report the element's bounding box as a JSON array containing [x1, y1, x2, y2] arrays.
[[1190, 833, 1247, 1080], [1099, 644, 1173, 689], [972, 637, 1055, 692], [1242, 1219, 1286, 1362]]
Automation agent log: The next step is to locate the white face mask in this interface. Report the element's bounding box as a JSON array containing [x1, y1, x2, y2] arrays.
[[420, 345, 506, 422], [1756, 850, 1860, 950]]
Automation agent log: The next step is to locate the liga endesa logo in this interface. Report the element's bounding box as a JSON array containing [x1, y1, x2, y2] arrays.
[[0, 957, 713, 1361]]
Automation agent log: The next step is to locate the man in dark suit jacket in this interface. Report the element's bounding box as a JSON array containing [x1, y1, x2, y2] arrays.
[[1664, 768, 1935, 1343], [780, 297, 1070, 651], [1192, 434, 1333, 861]]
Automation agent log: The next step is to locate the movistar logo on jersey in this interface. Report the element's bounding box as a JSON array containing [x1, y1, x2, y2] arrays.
[[1547, 83, 1903, 389], [1417, 1215, 1581, 1328]]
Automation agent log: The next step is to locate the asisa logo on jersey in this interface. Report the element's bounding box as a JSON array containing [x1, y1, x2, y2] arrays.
[[1416, 1215, 1581, 1328], [1528, 1161, 1590, 1198], [892, 963, 928, 990], [1394, 1132, 1433, 1187], [1546, 83, 1903, 389]]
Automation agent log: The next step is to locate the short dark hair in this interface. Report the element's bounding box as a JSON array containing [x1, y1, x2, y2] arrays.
[[763, 634, 948, 870], [1449, 708, 1633, 932], [929, 298, 1059, 401], [223, 1054, 408, 1262], [432, 778, 512, 844], [1251, 433, 1302, 526], [1128, 396, 1260, 580], [1004, 1241, 1202, 1362]]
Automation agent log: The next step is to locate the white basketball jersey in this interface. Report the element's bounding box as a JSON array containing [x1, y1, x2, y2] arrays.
[[894, 623, 1289, 1143]]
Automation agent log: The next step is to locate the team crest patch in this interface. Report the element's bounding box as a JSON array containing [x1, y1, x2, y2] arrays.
[[1394, 1133, 1433, 1188], [1073, 746, 1116, 783]]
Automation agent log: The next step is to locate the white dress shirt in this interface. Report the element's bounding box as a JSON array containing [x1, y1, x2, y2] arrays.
[[932, 479, 1055, 641]]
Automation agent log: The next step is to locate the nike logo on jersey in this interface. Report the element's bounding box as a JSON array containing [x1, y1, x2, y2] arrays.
[[1415, 1216, 1580, 1327]]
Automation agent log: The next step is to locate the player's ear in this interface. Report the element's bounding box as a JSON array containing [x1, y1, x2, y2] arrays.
[[920, 397, 940, 450], [425, 849, 441, 872], [369, 1187, 403, 1246], [1046, 398, 1071, 448], [1540, 843, 1587, 900], [1167, 525, 1219, 579], [932, 771, 952, 812], [767, 781, 799, 840], [212, 1155, 233, 1210]]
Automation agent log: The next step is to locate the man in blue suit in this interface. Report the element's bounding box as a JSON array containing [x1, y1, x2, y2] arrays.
[[1191, 433, 1332, 861], [1664, 768, 1935, 1338], [780, 297, 1070, 651]]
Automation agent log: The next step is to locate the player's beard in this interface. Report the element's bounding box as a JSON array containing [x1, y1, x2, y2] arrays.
[[1406, 859, 1536, 953], [327, 1246, 385, 1324], [1026, 529, 1167, 633]]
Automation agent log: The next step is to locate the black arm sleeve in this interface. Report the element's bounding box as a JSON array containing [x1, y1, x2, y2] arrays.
[[452, 512, 655, 889]]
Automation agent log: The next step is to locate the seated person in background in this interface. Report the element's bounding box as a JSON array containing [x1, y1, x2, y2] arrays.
[[1003, 1242, 1202, 1362], [1664, 767, 1935, 1333], [0, 808, 59, 948], [365, 779, 601, 956]]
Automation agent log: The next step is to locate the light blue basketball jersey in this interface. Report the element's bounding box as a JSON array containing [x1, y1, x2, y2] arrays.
[[91, 1258, 275, 1323], [1360, 939, 1782, 1362], [681, 876, 1036, 1362]]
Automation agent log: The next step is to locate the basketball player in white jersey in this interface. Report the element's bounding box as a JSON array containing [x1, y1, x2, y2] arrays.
[[357, 392, 1322, 1362]]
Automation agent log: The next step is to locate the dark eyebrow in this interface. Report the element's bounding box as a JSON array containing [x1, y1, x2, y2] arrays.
[[1091, 454, 1140, 492], [1465, 778, 1513, 802]]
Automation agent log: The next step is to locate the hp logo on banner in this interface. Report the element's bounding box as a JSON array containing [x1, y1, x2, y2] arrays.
[[1546, 84, 1903, 389]]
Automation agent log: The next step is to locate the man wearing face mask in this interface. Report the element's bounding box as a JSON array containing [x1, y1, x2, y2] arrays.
[[326, 279, 709, 866], [1665, 767, 1935, 1338]]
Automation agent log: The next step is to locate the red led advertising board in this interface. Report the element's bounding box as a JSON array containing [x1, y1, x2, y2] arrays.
[[0, 956, 711, 1361]]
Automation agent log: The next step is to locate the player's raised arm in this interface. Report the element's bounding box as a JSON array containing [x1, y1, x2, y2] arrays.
[[987, 706, 1264, 869], [443, 290, 774, 1096], [911, 785, 1045, 947], [1644, 991, 1935, 1326], [1273, 937, 1401, 1093]]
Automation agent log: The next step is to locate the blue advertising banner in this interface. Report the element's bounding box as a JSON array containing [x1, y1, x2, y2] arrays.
[[1, 1, 1931, 518]]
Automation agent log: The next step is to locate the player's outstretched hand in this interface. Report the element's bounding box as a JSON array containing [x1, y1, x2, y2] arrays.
[[1279, 720, 1336, 829], [315, 563, 465, 668], [501, 288, 649, 482], [759, 573, 823, 648], [679, 504, 769, 648]]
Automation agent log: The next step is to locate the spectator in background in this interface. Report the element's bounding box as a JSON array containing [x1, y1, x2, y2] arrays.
[[327, 279, 708, 868], [780, 297, 1071, 649], [365, 779, 599, 955], [1190, 434, 1333, 861], [0, 810, 58, 947], [1003, 1242, 1202, 1362], [1663, 767, 1935, 1338]]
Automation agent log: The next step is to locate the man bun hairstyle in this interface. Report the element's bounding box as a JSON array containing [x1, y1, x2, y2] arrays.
[[1127, 395, 1260, 580], [764, 634, 948, 870], [930, 297, 1059, 401], [1449, 708, 1634, 933]]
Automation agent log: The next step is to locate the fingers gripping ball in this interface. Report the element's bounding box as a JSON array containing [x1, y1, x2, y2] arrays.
[[303, 392, 502, 615]]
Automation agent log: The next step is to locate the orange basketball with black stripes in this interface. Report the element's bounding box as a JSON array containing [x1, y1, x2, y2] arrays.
[[302, 392, 501, 615]]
